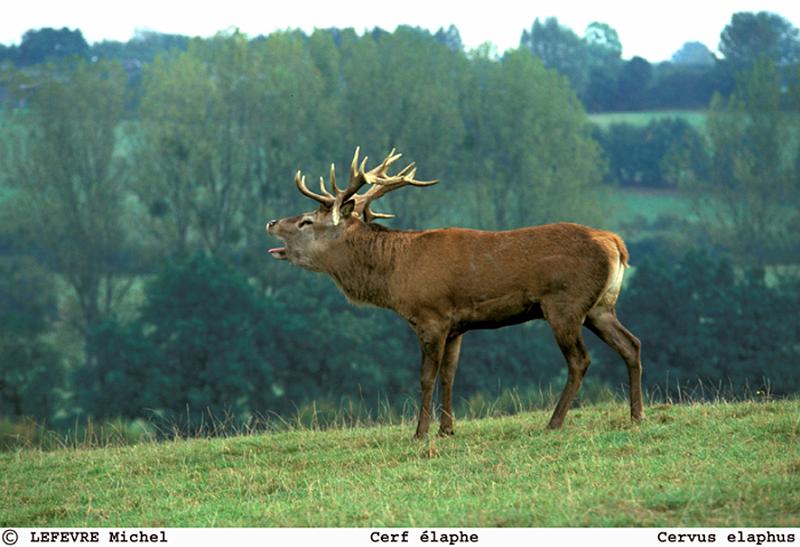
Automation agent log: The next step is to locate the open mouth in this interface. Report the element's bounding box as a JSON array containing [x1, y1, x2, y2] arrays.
[[268, 246, 287, 260]]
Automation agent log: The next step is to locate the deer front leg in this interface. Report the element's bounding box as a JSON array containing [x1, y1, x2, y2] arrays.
[[414, 324, 447, 439]]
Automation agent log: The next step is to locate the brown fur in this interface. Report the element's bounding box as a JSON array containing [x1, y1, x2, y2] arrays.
[[268, 194, 643, 438]]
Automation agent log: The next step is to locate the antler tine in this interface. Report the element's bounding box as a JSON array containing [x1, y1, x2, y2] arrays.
[[402, 167, 439, 187], [341, 146, 371, 197], [319, 176, 334, 199], [364, 161, 439, 187], [396, 161, 415, 177], [296, 170, 334, 206], [340, 149, 371, 201], [329, 163, 339, 192], [350, 146, 361, 180], [403, 167, 439, 186], [331, 147, 371, 225], [378, 148, 402, 172], [362, 149, 403, 182], [364, 209, 396, 222]]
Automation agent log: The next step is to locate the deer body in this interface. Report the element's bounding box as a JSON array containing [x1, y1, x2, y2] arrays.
[[268, 149, 643, 437], [324, 222, 621, 326]]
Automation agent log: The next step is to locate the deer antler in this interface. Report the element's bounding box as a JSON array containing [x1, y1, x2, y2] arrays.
[[295, 147, 438, 225], [295, 171, 334, 207], [357, 151, 439, 222]]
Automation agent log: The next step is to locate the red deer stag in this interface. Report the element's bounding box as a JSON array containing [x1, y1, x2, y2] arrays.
[[267, 148, 643, 438]]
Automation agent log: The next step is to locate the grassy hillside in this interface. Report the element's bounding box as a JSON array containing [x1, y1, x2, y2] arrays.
[[2, 400, 798, 527]]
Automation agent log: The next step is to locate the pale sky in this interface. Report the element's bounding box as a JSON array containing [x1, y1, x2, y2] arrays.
[[2, 0, 800, 62]]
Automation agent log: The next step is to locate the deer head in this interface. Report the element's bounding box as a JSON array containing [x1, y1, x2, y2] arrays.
[[266, 147, 437, 271]]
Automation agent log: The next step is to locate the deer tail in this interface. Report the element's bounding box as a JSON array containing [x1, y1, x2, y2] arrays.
[[611, 233, 630, 267]]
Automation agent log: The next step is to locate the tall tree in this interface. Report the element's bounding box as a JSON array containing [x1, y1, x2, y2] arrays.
[[0, 60, 131, 337], [336, 26, 470, 228], [523, 20, 623, 111], [136, 32, 263, 257], [720, 12, 800, 69], [435, 25, 464, 53], [584, 22, 622, 61], [91, 30, 190, 64], [15, 27, 89, 66], [0, 256, 62, 420], [683, 59, 799, 264], [77, 253, 280, 424], [475, 49, 604, 228], [617, 56, 652, 110], [521, 18, 590, 97]]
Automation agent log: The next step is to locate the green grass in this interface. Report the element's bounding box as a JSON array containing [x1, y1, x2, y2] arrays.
[[589, 110, 707, 130], [605, 187, 695, 230], [2, 400, 798, 527]]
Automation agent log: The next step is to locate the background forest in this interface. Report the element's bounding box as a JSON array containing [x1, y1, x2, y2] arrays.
[[1, 12, 799, 437]]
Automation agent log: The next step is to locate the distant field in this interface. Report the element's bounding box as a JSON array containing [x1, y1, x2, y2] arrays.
[[2, 400, 798, 527], [605, 187, 695, 231], [589, 110, 707, 130]]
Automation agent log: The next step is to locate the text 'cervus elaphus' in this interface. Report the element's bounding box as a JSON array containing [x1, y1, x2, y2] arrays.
[[267, 148, 643, 438]]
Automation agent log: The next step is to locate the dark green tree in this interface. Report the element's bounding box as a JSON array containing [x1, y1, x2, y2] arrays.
[[0, 44, 15, 64], [648, 63, 722, 109], [341, 26, 469, 228], [619, 246, 800, 395], [475, 49, 605, 228], [134, 32, 265, 257], [15, 27, 89, 66], [435, 25, 464, 52], [0, 256, 62, 420], [583, 22, 623, 111], [720, 11, 800, 69], [617, 56, 652, 110], [0, 60, 133, 343], [584, 22, 622, 57], [77, 253, 282, 424], [684, 59, 799, 264], [595, 118, 708, 188], [521, 18, 590, 97], [134, 30, 334, 265], [91, 30, 189, 63]]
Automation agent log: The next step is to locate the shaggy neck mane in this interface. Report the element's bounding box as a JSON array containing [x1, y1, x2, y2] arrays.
[[322, 223, 413, 308]]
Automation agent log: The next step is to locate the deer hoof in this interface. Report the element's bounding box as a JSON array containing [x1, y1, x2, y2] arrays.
[[437, 428, 455, 437]]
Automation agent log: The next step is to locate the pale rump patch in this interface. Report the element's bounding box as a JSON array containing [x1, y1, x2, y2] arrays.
[[593, 252, 625, 310]]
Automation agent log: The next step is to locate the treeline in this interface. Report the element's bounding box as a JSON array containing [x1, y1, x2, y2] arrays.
[[521, 12, 800, 111], [0, 20, 799, 431], [522, 20, 724, 111], [2, 11, 799, 113]]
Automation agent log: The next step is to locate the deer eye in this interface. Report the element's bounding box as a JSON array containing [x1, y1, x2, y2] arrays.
[[299, 218, 314, 227]]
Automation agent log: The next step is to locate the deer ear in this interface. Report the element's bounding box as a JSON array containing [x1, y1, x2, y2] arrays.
[[340, 199, 356, 219]]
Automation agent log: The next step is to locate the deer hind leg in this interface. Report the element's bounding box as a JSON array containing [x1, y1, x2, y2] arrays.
[[438, 334, 463, 437], [544, 304, 592, 429], [413, 323, 448, 439], [586, 306, 644, 421]]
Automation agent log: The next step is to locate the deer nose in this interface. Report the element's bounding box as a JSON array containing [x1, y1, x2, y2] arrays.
[[266, 219, 277, 232]]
